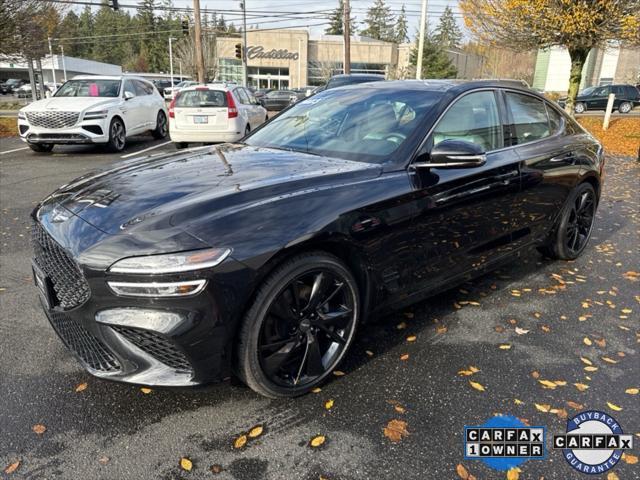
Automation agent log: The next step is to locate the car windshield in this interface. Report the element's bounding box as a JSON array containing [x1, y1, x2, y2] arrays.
[[175, 89, 227, 107], [245, 87, 442, 163], [7, 79, 22, 85], [54, 79, 121, 97]]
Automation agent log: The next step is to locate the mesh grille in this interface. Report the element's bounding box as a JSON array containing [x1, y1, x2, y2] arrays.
[[32, 222, 90, 309], [112, 326, 193, 373], [26, 111, 79, 129], [49, 311, 121, 372]]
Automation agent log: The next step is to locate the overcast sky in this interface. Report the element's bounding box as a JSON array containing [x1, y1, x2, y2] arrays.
[[169, 0, 463, 39]]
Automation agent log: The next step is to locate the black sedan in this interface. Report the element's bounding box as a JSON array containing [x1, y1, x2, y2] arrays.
[[31, 80, 603, 398], [259, 89, 298, 111], [558, 84, 640, 113]]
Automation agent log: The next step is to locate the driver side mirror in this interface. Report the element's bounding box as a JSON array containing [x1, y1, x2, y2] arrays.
[[413, 139, 486, 169], [124, 91, 135, 100]]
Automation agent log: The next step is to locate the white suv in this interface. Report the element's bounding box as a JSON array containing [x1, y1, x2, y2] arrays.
[[168, 83, 267, 149], [18, 75, 168, 153]]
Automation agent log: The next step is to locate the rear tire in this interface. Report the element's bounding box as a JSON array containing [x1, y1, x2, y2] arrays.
[[106, 117, 126, 152], [244, 124, 250, 137], [538, 183, 596, 260], [235, 252, 360, 398], [618, 102, 632, 114], [175, 142, 188, 149], [28, 143, 53, 153], [152, 111, 168, 139], [574, 102, 586, 114]]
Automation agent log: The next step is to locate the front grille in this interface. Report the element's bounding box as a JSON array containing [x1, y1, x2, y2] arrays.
[[26, 111, 79, 129], [31, 222, 90, 309], [49, 311, 121, 372], [111, 326, 193, 374]]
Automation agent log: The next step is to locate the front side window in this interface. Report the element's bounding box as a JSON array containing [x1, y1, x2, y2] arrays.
[[505, 92, 550, 145], [123, 80, 136, 98], [432, 91, 502, 152], [54, 79, 121, 98], [134, 80, 152, 96]]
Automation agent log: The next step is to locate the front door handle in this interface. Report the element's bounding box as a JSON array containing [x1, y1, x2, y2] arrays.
[[550, 153, 575, 163]]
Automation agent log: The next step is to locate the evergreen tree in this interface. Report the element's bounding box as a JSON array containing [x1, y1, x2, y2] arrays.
[[217, 14, 227, 32], [433, 6, 462, 48], [324, 0, 357, 36], [409, 34, 457, 78], [136, 0, 166, 72], [395, 5, 409, 43], [92, 1, 133, 66], [76, 5, 94, 59], [59, 11, 80, 57], [360, 0, 394, 41]]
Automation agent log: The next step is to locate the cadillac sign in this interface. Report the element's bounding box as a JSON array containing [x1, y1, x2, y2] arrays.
[[247, 45, 299, 61]]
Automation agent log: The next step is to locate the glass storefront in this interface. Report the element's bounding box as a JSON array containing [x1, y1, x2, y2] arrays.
[[307, 61, 387, 85], [217, 59, 290, 89]]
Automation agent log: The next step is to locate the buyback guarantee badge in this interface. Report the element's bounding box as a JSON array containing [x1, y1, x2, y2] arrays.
[[554, 410, 634, 474], [464, 415, 546, 472]]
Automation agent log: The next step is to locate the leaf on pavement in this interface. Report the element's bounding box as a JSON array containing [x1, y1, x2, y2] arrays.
[[625, 388, 639, 395], [539, 380, 558, 389], [406, 335, 417, 342], [324, 399, 334, 410], [534, 403, 551, 413], [583, 337, 593, 346], [75, 382, 88, 392], [622, 453, 638, 464], [234, 434, 248, 449], [514, 398, 524, 405], [607, 472, 620, 480], [311, 387, 322, 393], [383, 419, 409, 443], [607, 402, 622, 412], [584, 366, 598, 372], [32, 424, 46, 435], [332, 370, 345, 376], [396, 321, 407, 330], [566, 401, 584, 410], [469, 381, 485, 392], [210, 464, 223, 474], [400, 353, 409, 361], [248, 425, 264, 438], [601, 356, 618, 364], [140, 387, 152, 394], [580, 356, 593, 366], [458, 366, 480, 376], [180, 457, 193, 471], [574, 383, 590, 392], [98, 456, 110, 465], [456, 463, 476, 479], [310, 435, 326, 448], [499, 344, 512, 350], [515, 327, 529, 335], [394, 404, 406, 414], [506, 467, 520, 480], [4, 460, 20, 475], [436, 324, 448, 334]]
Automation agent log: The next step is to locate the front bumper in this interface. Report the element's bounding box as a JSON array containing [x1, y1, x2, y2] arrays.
[[19, 118, 109, 145]]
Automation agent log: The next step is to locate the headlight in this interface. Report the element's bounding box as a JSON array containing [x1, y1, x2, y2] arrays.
[[18, 111, 26, 120], [108, 248, 231, 274], [83, 109, 109, 120], [107, 279, 207, 297]]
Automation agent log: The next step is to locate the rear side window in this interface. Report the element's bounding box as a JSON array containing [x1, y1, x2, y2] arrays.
[[432, 91, 502, 152], [505, 92, 550, 145], [175, 90, 227, 108], [235, 88, 250, 104]]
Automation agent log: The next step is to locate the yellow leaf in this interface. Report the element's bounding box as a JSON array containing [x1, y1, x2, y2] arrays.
[[583, 337, 593, 346], [580, 356, 593, 366], [332, 370, 345, 376], [507, 467, 520, 480], [574, 383, 590, 392], [32, 424, 46, 435], [607, 402, 622, 412], [456, 463, 470, 479], [406, 335, 417, 342], [400, 353, 409, 361], [515, 327, 530, 335], [394, 404, 406, 414], [607, 472, 620, 480], [311, 387, 322, 393], [566, 401, 584, 410], [469, 381, 485, 392], [248, 425, 264, 438], [622, 453, 638, 464], [140, 387, 152, 394], [514, 398, 524, 405], [310, 435, 326, 447], [4, 460, 20, 475], [324, 399, 334, 410], [534, 403, 551, 412], [469, 365, 480, 373], [602, 356, 618, 364], [538, 379, 557, 389], [625, 388, 639, 395], [383, 419, 409, 443], [553, 380, 567, 386], [75, 382, 88, 392], [584, 366, 598, 372], [180, 457, 193, 471], [499, 344, 512, 350], [436, 324, 448, 334], [234, 434, 248, 449]]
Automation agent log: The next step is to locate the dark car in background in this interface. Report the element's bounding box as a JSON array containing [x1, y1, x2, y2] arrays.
[[259, 89, 298, 111], [0, 78, 28, 94], [558, 84, 640, 113], [321, 73, 385, 91], [31, 80, 603, 398]]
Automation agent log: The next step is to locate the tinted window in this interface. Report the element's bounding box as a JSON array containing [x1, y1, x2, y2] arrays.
[[55, 79, 121, 98], [433, 91, 502, 152], [591, 86, 609, 97], [175, 90, 227, 107], [545, 104, 564, 134], [245, 88, 442, 163], [505, 92, 550, 145]]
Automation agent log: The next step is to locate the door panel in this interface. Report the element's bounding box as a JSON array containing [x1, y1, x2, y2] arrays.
[[121, 80, 145, 133]]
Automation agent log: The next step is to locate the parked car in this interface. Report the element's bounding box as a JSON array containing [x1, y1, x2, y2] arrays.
[[558, 84, 640, 113], [18, 75, 168, 153], [259, 89, 298, 111], [151, 79, 178, 93], [168, 83, 267, 148], [30, 80, 603, 398], [253, 88, 273, 100], [0, 78, 28, 94], [321, 73, 385, 91], [163, 80, 198, 100]]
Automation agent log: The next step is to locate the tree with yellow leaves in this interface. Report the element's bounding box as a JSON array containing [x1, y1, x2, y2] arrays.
[[459, 0, 640, 115]]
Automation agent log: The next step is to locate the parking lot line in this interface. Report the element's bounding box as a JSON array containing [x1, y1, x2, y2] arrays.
[[0, 146, 29, 155], [120, 141, 172, 159]]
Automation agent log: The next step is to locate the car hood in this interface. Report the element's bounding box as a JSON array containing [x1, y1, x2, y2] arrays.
[[22, 97, 120, 113], [41, 144, 382, 236]]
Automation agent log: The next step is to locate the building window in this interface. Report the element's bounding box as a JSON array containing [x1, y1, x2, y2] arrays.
[[218, 58, 243, 84], [351, 63, 387, 75], [247, 66, 289, 89], [307, 61, 387, 85]]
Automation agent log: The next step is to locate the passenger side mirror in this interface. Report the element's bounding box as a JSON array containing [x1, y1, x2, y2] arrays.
[[413, 139, 486, 169], [124, 91, 135, 100]]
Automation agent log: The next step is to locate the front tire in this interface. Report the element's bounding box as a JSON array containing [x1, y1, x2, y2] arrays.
[[539, 183, 596, 260], [28, 143, 53, 153], [618, 102, 632, 114], [235, 252, 360, 398], [152, 111, 168, 139], [106, 117, 126, 152], [574, 102, 586, 114]]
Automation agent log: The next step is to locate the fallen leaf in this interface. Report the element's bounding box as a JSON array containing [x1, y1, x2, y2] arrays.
[[607, 402, 622, 412], [98, 456, 110, 465], [531, 370, 540, 379], [75, 382, 88, 392], [499, 344, 512, 350], [539, 380, 558, 389], [541, 325, 551, 332], [456, 463, 470, 479], [234, 435, 248, 449], [566, 401, 584, 410], [180, 457, 193, 472], [210, 464, 223, 474], [580, 356, 593, 366], [458, 365, 480, 376], [514, 398, 524, 405], [574, 383, 590, 392], [607, 472, 620, 480], [534, 403, 551, 412], [583, 337, 593, 346], [140, 387, 152, 394], [400, 353, 409, 361], [602, 356, 618, 364], [383, 419, 409, 443], [311, 387, 322, 393], [332, 370, 345, 376], [394, 404, 406, 414], [32, 424, 46, 435], [469, 381, 485, 392], [4, 461, 20, 475], [324, 399, 334, 410], [436, 324, 448, 334], [622, 453, 638, 464], [396, 321, 407, 330], [248, 425, 264, 438], [507, 467, 520, 480], [625, 388, 639, 395], [310, 435, 326, 447], [365, 350, 374, 357], [584, 366, 598, 372], [406, 335, 417, 342], [515, 327, 530, 335]]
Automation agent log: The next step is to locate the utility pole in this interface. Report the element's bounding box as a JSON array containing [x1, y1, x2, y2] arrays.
[[343, 0, 351, 74], [47, 37, 56, 84], [241, 1, 248, 87], [193, 0, 205, 83], [168, 37, 175, 89], [60, 45, 67, 82], [415, 0, 428, 79]]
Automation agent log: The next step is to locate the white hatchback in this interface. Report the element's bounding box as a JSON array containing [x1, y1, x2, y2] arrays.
[[168, 84, 267, 149]]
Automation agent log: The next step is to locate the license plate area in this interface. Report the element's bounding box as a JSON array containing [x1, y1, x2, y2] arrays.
[[32, 262, 54, 310], [193, 115, 209, 124]]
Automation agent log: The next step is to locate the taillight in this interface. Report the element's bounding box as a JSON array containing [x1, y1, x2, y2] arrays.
[[226, 91, 238, 118], [168, 94, 178, 118]]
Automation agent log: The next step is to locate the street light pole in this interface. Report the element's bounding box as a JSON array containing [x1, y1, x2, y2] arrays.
[[241, 1, 248, 87], [60, 45, 67, 82], [47, 36, 56, 84], [415, 0, 428, 79], [343, 0, 351, 75], [193, 0, 205, 83], [169, 37, 175, 90]]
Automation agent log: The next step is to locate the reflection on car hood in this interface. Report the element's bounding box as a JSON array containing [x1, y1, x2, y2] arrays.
[[41, 144, 382, 235], [22, 97, 120, 113]]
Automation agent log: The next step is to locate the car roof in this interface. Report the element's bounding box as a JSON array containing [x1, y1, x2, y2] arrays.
[[347, 78, 535, 94], [71, 75, 151, 82], [330, 74, 385, 79]]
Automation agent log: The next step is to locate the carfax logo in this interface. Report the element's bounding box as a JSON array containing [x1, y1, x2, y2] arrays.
[[464, 415, 546, 471], [554, 410, 634, 474]]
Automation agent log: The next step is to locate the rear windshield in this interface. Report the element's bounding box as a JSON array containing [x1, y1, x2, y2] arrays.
[[327, 76, 382, 89], [175, 89, 227, 107]]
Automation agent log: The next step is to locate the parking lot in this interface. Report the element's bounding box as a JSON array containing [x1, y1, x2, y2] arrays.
[[0, 141, 638, 479]]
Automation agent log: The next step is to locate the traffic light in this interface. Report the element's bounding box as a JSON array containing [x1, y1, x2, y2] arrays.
[[110, 0, 119, 10], [234, 43, 242, 60], [182, 19, 189, 36]]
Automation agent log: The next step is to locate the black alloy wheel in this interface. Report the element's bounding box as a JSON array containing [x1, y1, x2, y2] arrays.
[[539, 182, 596, 260], [107, 118, 126, 152], [152, 110, 168, 139], [236, 252, 359, 398]]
